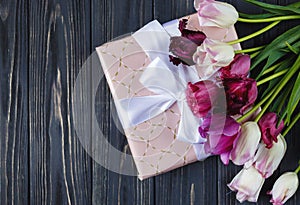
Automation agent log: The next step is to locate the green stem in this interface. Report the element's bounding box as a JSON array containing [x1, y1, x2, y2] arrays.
[[261, 62, 283, 76], [254, 55, 300, 122], [228, 21, 280, 45], [277, 83, 293, 115], [250, 51, 260, 59], [238, 15, 300, 23], [283, 112, 300, 137], [295, 162, 300, 174], [235, 46, 265, 54], [257, 69, 288, 86]]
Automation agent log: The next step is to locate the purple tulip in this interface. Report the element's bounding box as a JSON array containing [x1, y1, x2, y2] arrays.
[[169, 36, 198, 65], [258, 112, 284, 149], [186, 81, 221, 118], [223, 78, 258, 115], [219, 54, 250, 80], [199, 114, 241, 165], [178, 19, 207, 46], [169, 19, 206, 66]]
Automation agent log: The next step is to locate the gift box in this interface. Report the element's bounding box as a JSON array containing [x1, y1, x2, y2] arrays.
[[96, 13, 240, 180]]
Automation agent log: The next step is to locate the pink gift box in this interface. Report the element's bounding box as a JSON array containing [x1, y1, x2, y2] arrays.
[[96, 13, 240, 180]]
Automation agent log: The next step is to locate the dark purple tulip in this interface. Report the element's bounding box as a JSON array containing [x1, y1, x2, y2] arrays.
[[169, 19, 206, 66], [223, 78, 258, 115], [258, 112, 284, 149], [169, 36, 198, 66]]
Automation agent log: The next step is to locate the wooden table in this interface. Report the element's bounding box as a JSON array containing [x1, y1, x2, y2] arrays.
[[1, 0, 299, 204]]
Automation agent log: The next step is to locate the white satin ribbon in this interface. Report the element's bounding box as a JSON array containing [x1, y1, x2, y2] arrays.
[[118, 19, 210, 159]]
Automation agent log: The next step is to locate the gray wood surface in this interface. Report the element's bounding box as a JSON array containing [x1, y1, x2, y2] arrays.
[[0, 0, 299, 204]]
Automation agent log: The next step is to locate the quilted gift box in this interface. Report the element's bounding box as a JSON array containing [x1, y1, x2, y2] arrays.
[[96, 13, 240, 180]]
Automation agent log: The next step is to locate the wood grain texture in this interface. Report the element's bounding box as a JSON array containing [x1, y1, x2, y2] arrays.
[[91, 1, 154, 205], [28, 0, 92, 204], [0, 0, 299, 205], [0, 0, 29, 204]]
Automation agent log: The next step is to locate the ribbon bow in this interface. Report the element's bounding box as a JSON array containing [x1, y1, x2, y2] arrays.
[[118, 20, 206, 144]]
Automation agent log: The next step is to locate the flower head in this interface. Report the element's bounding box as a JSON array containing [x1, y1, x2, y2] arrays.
[[223, 78, 258, 115], [186, 80, 221, 118], [228, 166, 265, 203], [199, 114, 241, 165], [268, 172, 299, 205], [193, 38, 234, 78], [169, 19, 206, 66], [194, 0, 239, 28], [219, 54, 250, 80], [230, 121, 261, 166], [178, 19, 207, 46], [169, 36, 198, 65], [258, 112, 284, 149], [245, 134, 287, 178]]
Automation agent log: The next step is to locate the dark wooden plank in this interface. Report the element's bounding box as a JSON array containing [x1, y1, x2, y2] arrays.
[[28, 0, 92, 204], [0, 0, 29, 204], [91, 0, 155, 205]]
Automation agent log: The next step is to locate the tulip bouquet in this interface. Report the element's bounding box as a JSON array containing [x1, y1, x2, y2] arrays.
[[168, 0, 300, 204]]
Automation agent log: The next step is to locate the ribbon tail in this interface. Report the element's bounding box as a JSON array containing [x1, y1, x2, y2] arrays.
[[192, 143, 211, 160], [119, 95, 176, 128], [176, 101, 206, 144]]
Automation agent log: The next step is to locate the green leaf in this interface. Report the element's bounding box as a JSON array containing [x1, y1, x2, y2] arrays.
[[251, 25, 300, 79], [286, 72, 300, 124], [256, 50, 286, 80], [244, 0, 300, 15], [260, 57, 295, 99], [285, 41, 299, 54], [289, 2, 300, 8]]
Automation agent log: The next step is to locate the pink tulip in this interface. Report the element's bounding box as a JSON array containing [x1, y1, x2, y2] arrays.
[[230, 121, 261, 166], [198, 114, 241, 165], [228, 166, 265, 203], [268, 172, 299, 205], [223, 78, 258, 115], [245, 134, 287, 178], [194, 0, 239, 28], [258, 112, 284, 149], [186, 80, 221, 118], [218, 54, 250, 80], [193, 38, 234, 78]]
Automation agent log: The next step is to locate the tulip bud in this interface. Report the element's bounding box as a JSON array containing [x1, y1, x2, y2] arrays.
[[169, 36, 198, 65], [228, 166, 265, 203], [193, 38, 234, 78], [258, 112, 284, 149], [186, 80, 221, 118], [198, 114, 241, 165], [218, 54, 250, 80], [230, 121, 261, 166], [194, 0, 239, 28], [223, 78, 258, 115], [245, 134, 287, 178], [268, 172, 299, 205], [169, 19, 207, 66]]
